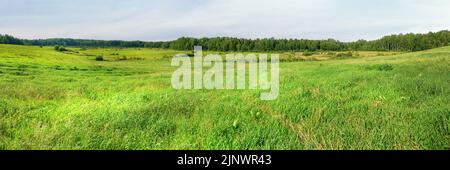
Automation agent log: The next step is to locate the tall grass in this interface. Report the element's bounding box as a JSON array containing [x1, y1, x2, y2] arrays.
[[0, 44, 448, 149]]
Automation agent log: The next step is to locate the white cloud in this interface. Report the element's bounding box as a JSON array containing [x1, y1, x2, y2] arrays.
[[0, 0, 449, 41]]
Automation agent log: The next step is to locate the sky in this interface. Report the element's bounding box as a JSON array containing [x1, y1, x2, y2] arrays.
[[0, 0, 449, 42]]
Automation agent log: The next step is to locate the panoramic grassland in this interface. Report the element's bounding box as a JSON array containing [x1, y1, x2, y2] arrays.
[[0, 44, 448, 149]]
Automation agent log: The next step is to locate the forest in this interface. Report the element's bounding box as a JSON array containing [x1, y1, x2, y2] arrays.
[[1, 30, 449, 52]]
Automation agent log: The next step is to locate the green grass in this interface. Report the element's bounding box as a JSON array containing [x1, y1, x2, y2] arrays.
[[0, 44, 448, 150]]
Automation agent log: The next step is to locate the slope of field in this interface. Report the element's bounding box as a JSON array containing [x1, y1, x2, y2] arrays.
[[0, 44, 448, 149]]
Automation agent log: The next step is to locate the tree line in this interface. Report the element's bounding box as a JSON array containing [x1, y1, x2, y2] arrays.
[[0, 34, 24, 45], [1, 30, 449, 52], [347, 30, 450, 51]]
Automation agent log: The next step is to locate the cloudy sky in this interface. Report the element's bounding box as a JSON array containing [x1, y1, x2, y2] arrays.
[[1, 0, 449, 41]]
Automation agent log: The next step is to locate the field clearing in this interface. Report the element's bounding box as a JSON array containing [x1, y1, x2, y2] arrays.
[[0, 44, 449, 149]]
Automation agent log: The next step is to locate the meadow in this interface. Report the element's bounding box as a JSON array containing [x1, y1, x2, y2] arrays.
[[0, 44, 448, 149]]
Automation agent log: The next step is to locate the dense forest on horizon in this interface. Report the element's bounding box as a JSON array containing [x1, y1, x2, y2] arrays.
[[1, 30, 449, 52]]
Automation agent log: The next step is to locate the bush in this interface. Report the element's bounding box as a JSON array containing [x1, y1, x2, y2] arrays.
[[95, 56, 104, 61], [54, 45, 68, 52], [335, 52, 353, 58], [377, 64, 394, 71]]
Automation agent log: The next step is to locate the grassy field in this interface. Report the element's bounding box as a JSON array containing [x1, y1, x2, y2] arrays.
[[0, 44, 448, 150]]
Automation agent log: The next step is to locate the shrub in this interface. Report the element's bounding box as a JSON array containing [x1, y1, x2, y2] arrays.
[[335, 52, 353, 58], [54, 45, 68, 52], [95, 55, 104, 61], [377, 64, 394, 71]]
